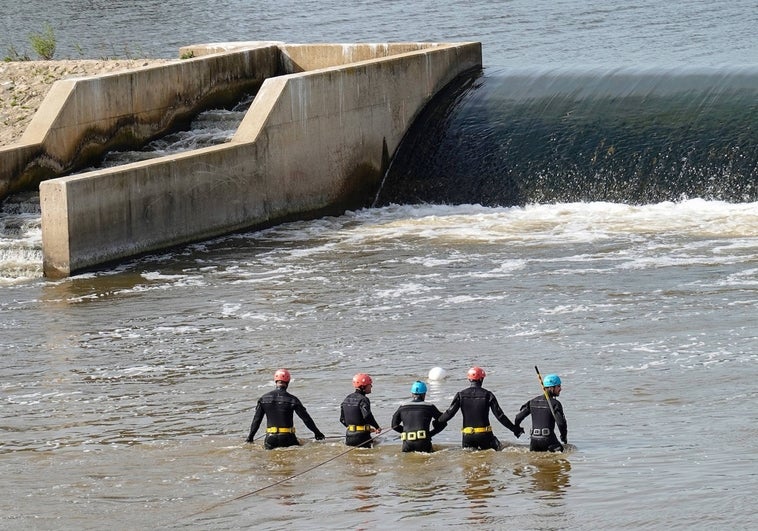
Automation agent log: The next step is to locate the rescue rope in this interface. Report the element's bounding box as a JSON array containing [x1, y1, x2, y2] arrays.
[[183, 428, 393, 520], [534, 365, 564, 442]]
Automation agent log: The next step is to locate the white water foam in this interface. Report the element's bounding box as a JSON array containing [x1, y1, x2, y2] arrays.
[[2, 199, 756, 285]]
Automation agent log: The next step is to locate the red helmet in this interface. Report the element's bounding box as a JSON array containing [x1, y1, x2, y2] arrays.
[[467, 366, 486, 381], [274, 368, 291, 383], [352, 373, 373, 388]]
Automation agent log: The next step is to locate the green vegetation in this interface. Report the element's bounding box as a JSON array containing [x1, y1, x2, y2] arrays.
[[29, 23, 56, 60], [3, 44, 31, 62], [3, 24, 151, 61], [3, 23, 58, 61]]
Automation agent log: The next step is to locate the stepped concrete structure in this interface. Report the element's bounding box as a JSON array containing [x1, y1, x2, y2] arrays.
[[1, 41, 482, 278]]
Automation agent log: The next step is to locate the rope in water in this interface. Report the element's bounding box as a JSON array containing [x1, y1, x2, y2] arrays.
[[183, 428, 390, 520]]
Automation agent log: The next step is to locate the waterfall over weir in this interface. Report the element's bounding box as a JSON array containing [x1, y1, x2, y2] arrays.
[[375, 66, 758, 206]]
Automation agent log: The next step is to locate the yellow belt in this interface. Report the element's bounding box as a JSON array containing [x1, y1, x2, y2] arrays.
[[347, 425, 370, 431], [401, 430, 427, 441], [461, 426, 492, 434], [267, 427, 295, 434]]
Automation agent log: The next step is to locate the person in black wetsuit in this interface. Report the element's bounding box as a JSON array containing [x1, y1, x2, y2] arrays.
[[514, 373, 568, 452], [245, 369, 325, 449], [340, 373, 382, 447], [391, 381, 447, 453], [437, 366, 524, 450]]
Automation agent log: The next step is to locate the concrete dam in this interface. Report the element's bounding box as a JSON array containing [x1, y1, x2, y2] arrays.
[[0, 41, 482, 278]]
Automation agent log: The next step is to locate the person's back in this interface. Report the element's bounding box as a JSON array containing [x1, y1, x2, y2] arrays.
[[514, 373, 567, 452], [438, 366, 523, 450], [392, 381, 446, 452], [257, 387, 299, 427], [246, 369, 325, 449], [340, 372, 382, 447], [455, 384, 495, 428]]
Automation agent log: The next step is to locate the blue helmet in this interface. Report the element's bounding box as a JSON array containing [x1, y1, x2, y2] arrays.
[[411, 381, 428, 394], [543, 374, 561, 387]]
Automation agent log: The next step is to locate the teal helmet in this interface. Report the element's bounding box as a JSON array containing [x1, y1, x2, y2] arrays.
[[543, 374, 561, 387], [411, 380, 428, 394]]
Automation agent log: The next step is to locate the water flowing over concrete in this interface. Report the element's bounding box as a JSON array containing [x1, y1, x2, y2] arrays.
[[1, 41, 481, 277], [376, 65, 758, 206]]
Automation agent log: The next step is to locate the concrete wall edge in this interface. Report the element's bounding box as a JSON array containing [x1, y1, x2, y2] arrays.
[[37, 41, 483, 277]]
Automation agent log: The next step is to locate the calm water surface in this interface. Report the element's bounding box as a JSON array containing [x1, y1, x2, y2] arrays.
[[2, 1, 758, 529], [1, 0, 757, 67]]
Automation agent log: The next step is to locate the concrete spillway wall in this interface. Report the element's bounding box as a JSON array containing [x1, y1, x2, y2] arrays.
[[1, 47, 278, 199], [22, 41, 482, 277]]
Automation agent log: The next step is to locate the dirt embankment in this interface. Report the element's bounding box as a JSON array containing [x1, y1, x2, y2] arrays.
[[0, 59, 174, 146]]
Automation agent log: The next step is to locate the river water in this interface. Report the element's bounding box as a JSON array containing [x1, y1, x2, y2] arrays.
[[2, 1, 758, 530]]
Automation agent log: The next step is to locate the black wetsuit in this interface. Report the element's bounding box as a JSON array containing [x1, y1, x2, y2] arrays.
[[391, 398, 447, 453], [438, 381, 522, 450], [514, 394, 567, 452], [340, 390, 381, 447], [246, 386, 324, 449]]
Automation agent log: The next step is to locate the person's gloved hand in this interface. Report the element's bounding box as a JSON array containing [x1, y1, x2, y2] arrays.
[[314, 431, 325, 441], [513, 426, 525, 438]]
